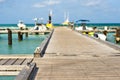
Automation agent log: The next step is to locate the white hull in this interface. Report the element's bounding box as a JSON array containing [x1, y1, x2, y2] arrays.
[[94, 33, 107, 41], [75, 26, 93, 30], [31, 24, 47, 31], [17, 20, 26, 29], [17, 23, 26, 29]]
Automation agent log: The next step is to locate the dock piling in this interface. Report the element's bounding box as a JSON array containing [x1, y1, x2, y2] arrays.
[[25, 28, 28, 37], [115, 28, 120, 43], [18, 32, 23, 41], [7, 28, 12, 45], [103, 30, 108, 36]]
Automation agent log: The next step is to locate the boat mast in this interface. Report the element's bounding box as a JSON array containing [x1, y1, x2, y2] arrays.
[[64, 11, 69, 23]]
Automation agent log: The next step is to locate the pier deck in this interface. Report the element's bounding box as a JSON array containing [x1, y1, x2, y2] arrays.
[[34, 27, 120, 80], [0, 58, 33, 76], [0, 29, 51, 34]]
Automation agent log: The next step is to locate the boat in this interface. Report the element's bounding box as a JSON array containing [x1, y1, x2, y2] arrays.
[[62, 12, 70, 25], [33, 23, 47, 31], [30, 18, 47, 31], [17, 20, 26, 29], [94, 33, 107, 41], [75, 26, 93, 31], [75, 26, 107, 41]]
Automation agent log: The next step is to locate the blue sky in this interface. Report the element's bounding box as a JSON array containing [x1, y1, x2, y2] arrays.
[[0, 0, 120, 24]]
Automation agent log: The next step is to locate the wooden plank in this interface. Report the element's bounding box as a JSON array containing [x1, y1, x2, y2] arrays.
[[4, 59, 17, 65], [14, 58, 26, 65], [15, 63, 36, 80], [0, 59, 3, 61], [0, 30, 51, 34], [22, 58, 33, 65], [0, 59, 10, 65], [0, 71, 19, 75], [0, 65, 25, 70]]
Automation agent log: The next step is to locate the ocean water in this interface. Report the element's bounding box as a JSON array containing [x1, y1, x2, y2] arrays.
[[0, 76, 15, 80], [0, 23, 120, 55], [0, 34, 47, 55]]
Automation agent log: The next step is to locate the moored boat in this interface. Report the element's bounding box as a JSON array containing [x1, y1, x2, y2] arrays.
[[17, 20, 26, 29]]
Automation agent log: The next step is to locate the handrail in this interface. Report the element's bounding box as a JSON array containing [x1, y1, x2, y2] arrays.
[[34, 29, 54, 57]]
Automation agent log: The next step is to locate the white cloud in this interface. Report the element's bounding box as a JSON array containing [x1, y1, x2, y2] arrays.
[[47, 0, 60, 5], [33, 3, 46, 8], [0, 0, 5, 3], [80, 0, 102, 7], [33, 0, 61, 8]]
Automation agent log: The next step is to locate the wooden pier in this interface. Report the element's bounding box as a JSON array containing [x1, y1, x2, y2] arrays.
[[1, 27, 120, 80], [0, 29, 51, 34], [77, 29, 116, 33], [0, 58, 33, 75], [0, 29, 51, 45], [33, 27, 120, 80]]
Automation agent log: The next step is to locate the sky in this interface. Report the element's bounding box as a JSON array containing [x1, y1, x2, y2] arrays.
[[0, 0, 120, 24]]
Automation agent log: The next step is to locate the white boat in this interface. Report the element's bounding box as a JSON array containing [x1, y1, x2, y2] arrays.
[[62, 12, 70, 25], [94, 33, 107, 41], [17, 20, 26, 29], [31, 24, 47, 31], [31, 17, 47, 31], [75, 26, 107, 41], [75, 26, 93, 31]]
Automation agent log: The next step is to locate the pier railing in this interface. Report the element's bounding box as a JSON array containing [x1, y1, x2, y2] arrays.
[[0, 29, 51, 34], [76, 29, 116, 33], [34, 29, 54, 57], [15, 63, 36, 80]]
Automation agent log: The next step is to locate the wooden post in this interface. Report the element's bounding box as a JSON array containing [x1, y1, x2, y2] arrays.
[[115, 28, 120, 43], [116, 28, 120, 37], [25, 28, 28, 37], [34, 47, 41, 57], [18, 32, 23, 41], [7, 29, 12, 45], [103, 30, 108, 36]]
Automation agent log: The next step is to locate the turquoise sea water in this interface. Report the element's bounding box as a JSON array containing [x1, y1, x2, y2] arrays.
[[0, 34, 46, 55], [0, 76, 15, 80], [0, 23, 120, 55]]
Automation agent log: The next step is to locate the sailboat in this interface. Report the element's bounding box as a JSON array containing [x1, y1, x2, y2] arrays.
[[62, 12, 70, 25]]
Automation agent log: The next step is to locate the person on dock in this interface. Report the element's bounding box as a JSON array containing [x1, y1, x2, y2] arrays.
[[46, 21, 54, 30]]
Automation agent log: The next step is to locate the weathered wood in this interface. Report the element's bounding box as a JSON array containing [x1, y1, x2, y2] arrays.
[[34, 47, 41, 57], [0, 71, 20, 76], [76, 29, 116, 33], [0, 29, 51, 34], [115, 28, 120, 43], [34, 29, 54, 57], [15, 63, 36, 80], [116, 28, 120, 37], [4, 59, 17, 65], [22, 58, 33, 65], [25, 28, 28, 37], [7, 29, 12, 45], [103, 30, 108, 36], [14, 58, 26, 65], [0, 59, 10, 65], [18, 31, 23, 41], [0, 65, 25, 71], [35, 27, 120, 80]]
